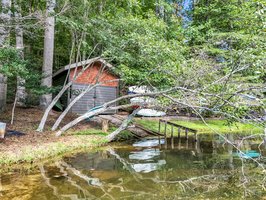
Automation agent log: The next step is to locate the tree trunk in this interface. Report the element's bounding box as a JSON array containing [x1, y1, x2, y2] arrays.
[[37, 58, 101, 132], [55, 87, 178, 136], [37, 81, 72, 132], [55, 107, 107, 137], [51, 84, 98, 131], [0, 0, 11, 112], [0, 0, 11, 45], [40, 0, 55, 109], [14, 0, 26, 106], [106, 108, 140, 142], [0, 75, 7, 112]]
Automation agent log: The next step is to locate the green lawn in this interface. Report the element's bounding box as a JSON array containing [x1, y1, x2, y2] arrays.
[[72, 126, 133, 140], [135, 119, 263, 135]]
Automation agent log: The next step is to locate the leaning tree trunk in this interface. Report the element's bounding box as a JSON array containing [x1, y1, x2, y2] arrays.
[[37, 81, 72, 132], [14, 0, 26, 106], [0, 0, 11, 112], [0, 0, 11, 45], [40, 0, 55, 109], [106, 108, 140, 142], [37, 59, 100, 132], [51, 84, 98, 131]]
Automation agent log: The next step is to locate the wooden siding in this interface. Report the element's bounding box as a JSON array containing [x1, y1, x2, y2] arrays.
[[71, 83, 117, 114]]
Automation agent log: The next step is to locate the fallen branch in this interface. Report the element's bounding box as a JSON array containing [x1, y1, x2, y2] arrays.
[[106, 108, 141, 142], [37, 57, 101, 132], [55, 86, 180, 136]]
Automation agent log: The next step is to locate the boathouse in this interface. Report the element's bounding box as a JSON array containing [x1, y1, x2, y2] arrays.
[[53, 58, 119, 114]]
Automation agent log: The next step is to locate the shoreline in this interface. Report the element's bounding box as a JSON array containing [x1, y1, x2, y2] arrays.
[[0, 107, 263, 174], [0, 135, 108, 174]]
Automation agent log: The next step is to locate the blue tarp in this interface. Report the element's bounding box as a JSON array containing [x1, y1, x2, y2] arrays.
[[235, 150, 261, 159]]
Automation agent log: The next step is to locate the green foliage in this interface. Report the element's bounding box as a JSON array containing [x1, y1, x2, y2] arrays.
[[188, 0, 265, 82], [84, 11, 185, 87], [0, 47, 27, 78], [3, 0, 264, 121]]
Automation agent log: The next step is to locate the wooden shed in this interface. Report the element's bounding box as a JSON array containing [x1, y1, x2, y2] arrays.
[[53, 58, 119, 114]]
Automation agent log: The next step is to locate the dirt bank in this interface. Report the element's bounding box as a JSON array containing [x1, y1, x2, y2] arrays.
[[0, 106, 106, 170]]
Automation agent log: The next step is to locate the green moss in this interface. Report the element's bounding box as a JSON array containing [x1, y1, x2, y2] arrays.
[[136, 119, 263, 135]]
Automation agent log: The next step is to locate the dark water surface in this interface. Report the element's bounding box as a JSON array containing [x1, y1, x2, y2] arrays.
[[1, 134, 266, 200]]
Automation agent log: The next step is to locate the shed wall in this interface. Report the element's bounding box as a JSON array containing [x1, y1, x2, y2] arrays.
[[71, 83, 117, 114]]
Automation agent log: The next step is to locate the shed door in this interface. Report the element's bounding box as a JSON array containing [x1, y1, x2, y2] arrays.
[[95, 86, 117, 114], [71, 84, 117, 114]]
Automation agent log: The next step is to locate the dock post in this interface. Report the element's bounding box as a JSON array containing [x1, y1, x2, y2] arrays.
[[158, 120, 161, 145], [164, 122, 167, 147], [194, 132, 197, 142], [178, 127, 181, 139], [185, 128, 188, 140], [171, 125, 174, 149]]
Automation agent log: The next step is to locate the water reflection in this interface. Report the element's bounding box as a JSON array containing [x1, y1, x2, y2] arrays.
[[133, 139, 165, 147], [129, 148, 166, 173], [131, 160, 166, 173], [1, 133, 266, 200], [129, 148, 160, 160]]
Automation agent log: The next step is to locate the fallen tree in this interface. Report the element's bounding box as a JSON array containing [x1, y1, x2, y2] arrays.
[[106, 107, 141, 142], [37, 57, 103, 132], [55, 86, 185, 136]]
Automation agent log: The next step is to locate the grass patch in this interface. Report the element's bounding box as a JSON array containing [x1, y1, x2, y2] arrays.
[[0, 124, 133, 173], [72, 129, 108, 136], [172, 120, 262, 134], [71, 126, 134, 140], [136, 119, 263, 135], [0, 135, 107, 168]]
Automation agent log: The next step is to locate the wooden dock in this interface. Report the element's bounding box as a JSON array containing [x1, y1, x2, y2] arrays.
[[98, 115, 198, 141], [98, 115, 163, 139], [159, 119, 198, 142]]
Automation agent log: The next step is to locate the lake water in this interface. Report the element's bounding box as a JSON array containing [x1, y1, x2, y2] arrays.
[[1, 134, 266, 200]]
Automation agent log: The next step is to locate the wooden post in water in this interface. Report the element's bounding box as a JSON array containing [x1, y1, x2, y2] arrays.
[[185, 128, 188, 140], [164, 121, 167, 147], [171, 125, 174, 149], [158, 120, 161, 145], [178, 137, 181, 150], [178, 127, 181, 139]]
